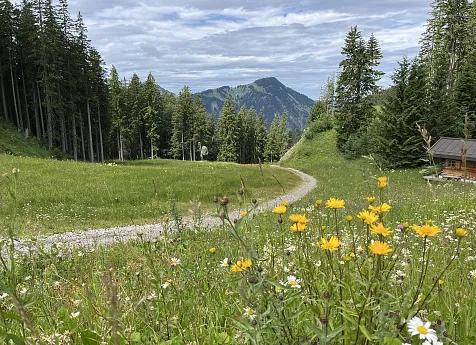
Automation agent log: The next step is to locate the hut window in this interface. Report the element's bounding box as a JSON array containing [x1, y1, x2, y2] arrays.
[[446, 160, 456, 168]]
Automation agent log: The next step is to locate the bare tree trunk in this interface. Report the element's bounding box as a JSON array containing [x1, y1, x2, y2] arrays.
[[14, 72, 24, 131], [80, 119, 86, 161], [37, 81, 45, 136], [9, 53, 21, 129], [32, 83, 41, 138], [58, 85, 66, 154], [21, 67, 31, 132], [119, 130, 124, 161], [0, 60, 9, 121], [181, 130, 185, 160], [151, 138, 153, 159], [46, 94, 53, 150], [72, 112, 78, 161], [97, 103, 104, 163], [139, 130, 144, 160], [87, 99, 94, 162]]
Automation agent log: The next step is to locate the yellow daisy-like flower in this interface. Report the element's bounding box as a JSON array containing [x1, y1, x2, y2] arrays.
[[369, 203, 392, 213], [240, 211, 247, 217], [412, 224, 442, 237], [438, 279, 444, 286], [272, 205, 287, 215], [357, 210, 379, 225], [290, 222, 307, 232], [325, 198, 345, 209], [281, 201, 289, 207], [209, 247, 216, 253], [377, 176, 387, 189], [230, 259, 253, 272], [456, 227, 467, 237], [315, 199, 323, 207], [319, 236, 341, 252], [369, 241, 392, 255], [366, 196, 376, 204], [289, 214, 310, 224], [370, 222, 393, 237], [321, 225, 327, 231], [345, 215, 353, 222]]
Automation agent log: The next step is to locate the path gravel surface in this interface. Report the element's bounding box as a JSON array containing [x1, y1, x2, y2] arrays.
[[11, 167, 316, 250]]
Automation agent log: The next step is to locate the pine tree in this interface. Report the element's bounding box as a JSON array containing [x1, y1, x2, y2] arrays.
[[191, 93, 208, 160], [217, 93, 239, 162], [335, 26, 383, 152], [172, 86, 193, 160], [142, 72, 161, 159]]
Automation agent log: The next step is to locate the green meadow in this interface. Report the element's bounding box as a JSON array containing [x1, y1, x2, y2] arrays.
[[1, 130, 476, 345], [0, 156, 300, 236]]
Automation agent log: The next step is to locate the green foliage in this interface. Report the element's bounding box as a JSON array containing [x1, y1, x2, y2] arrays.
[[335, 26, 383, 154], [217, 93, 240, 162], [265, 112, 290, 162], [0, 120, 50, 158]]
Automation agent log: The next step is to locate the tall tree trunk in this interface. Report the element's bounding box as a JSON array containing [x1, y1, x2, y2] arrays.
[[9, 54, 21, 129], [0, 60, 9, 121], [119, 129, 124, 161], [32, 83, 41, 138], [190, 141, 193, 161], [151, 138, 153, 159], [97, 103, 104, 163], [87, 99, 94, 162], [139, 130, 144, 160], [58, 85, 66, 154], [37, 81, 45, 136], [72, 111, 78, 161], [14, 72, 24, 131], [46, 93, 53, 149], [181, 130, 185, 160], [80, 119, 86, 161], [21, 67, 31, 132]]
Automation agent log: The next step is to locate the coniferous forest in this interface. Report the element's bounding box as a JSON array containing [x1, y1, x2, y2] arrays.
[[1, 0, 476, 167]]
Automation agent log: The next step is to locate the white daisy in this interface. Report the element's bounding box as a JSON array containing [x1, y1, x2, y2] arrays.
[[407, 317, 438, 343], [470, 269, 476, 278], [286, 275, 301, 289], [243, 306, 256, 320], [161, 280, 172, 289], [220, 258, 229, 267], [170, 257, 181, 266], [71, 311, 80, 318], [422, 340, 443, 345]]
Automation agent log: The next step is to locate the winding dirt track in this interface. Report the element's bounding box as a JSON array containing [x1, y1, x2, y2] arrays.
[[14, 167, 317, 249]]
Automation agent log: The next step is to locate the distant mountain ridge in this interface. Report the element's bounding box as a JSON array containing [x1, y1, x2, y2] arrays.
[[197, 77, 315, 129]]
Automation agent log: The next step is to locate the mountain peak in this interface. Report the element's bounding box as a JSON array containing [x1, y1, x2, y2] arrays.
[[199, 78, 314, 129]]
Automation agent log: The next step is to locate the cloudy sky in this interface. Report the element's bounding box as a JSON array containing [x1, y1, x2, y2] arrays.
[[66, 0, 431, 99]]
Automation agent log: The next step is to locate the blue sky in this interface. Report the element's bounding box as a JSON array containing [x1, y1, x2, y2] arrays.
[[64, 0, 431, 98]]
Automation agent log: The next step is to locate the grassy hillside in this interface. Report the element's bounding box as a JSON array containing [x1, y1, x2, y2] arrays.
[[280, 130, 476, 224], [0, 120, 51, 158], [0, 157, 301, 236]]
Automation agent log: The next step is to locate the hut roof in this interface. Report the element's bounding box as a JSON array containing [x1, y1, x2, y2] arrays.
[[431, 137, 476, 162]]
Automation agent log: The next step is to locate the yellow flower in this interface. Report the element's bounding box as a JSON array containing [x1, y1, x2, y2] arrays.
[[456, 227, 468, 237], [412, 224, 442, 237], [240, 211, 247, 217], [321, 225, 327, 231], [325, 198, 345, 209], [290, 222, 307, 232], [402, 222, 409, 230], [369, 241, 392, 255], [230, 259, 252, 272], [367, 196, 376, 204], [345, 215, 353, 222], [368, 203, 392, 213], [289, 214, 310, 224], [281, 201, 289, 207], [357, 210, 379, 225], [370, 222, 393, 237], [272, 205, 287, 215], [209, 247, 216, 253], [315, 200, 322, 207], [377, 176, 387, 189], [319, 236, 341, 252], [438, 279, 444, 286]]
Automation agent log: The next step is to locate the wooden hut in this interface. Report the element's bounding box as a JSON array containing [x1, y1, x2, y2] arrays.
[[430, 137, 476, 180]]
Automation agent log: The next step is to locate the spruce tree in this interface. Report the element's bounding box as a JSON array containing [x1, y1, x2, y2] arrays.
[[217, 93, 239, 162]]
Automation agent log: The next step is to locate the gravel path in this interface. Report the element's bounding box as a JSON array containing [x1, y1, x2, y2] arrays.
[[12, 167, 316, 250]]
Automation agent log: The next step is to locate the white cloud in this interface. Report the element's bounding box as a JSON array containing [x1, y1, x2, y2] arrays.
[[62, 0, 433, 97]]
